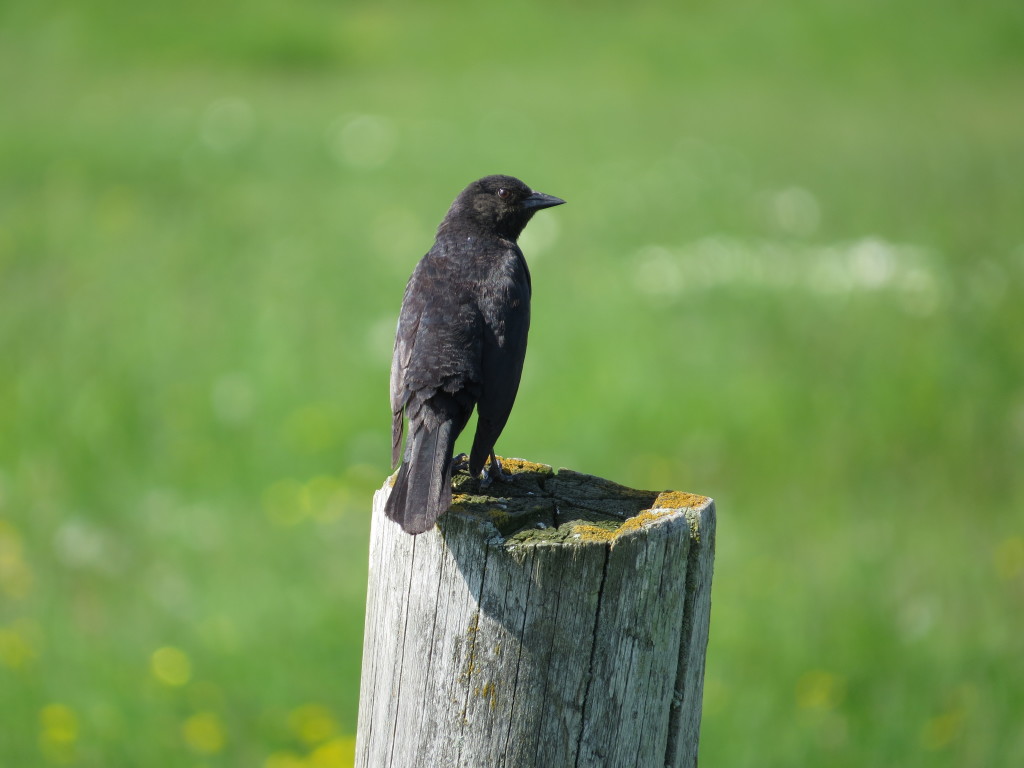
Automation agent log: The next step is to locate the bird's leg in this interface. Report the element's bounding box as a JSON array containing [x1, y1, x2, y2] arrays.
[[480, 452, 512, 487], [451, 453, 470, 474], [489, 453, 511, 481]]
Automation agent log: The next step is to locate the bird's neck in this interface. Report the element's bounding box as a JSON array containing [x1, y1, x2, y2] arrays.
[[437, 205, 530, 243]]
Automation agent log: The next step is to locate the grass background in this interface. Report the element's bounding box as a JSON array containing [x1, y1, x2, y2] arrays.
[[2, 0, 1023, 765]]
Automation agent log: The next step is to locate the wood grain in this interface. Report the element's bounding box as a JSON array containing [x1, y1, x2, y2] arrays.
[[356, 459, 716, 768]]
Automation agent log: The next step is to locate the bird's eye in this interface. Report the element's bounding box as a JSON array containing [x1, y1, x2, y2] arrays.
[[497, 188, 510, 200]]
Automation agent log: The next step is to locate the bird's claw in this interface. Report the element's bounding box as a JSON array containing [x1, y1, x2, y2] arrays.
[[452, 453, 470, 474], [480, 453, 512, 488]]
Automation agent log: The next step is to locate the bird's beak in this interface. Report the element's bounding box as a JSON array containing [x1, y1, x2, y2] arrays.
[[522, 191, 566, 211]]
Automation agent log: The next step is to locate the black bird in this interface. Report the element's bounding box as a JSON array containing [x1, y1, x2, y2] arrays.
[[385, 175, 565, 534]]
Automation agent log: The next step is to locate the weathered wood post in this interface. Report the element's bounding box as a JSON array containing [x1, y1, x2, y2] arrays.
[[355, 458, 716, 768]]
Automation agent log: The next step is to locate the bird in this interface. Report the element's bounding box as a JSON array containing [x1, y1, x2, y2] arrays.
[[384, 175, 565, 534]]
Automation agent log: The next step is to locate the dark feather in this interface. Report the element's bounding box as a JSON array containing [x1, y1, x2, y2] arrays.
[[385, 175, 564, 534]]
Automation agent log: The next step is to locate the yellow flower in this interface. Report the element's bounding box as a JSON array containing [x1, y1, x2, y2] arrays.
[[994, 536, 1024, 580], [182, 711, 226, 755], [264, 751, 307, 768], [40, 704, 78, 743], [795, 669, 845, 711], [920, 708, 965, 751], [288, 704, 339, 745], [0, 619, 41, 669], [309, 737, 356, 768], [288, 703, 338, 746], [39, 704, 78, 764], [0, 520, 33, 599]]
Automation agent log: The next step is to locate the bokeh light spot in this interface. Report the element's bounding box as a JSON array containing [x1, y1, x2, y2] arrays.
[[0, 619, 41, 669], [0, 627, 33, 668], [288, 703, 338, 746], [849, 238, 897, 288], [994, 536, 1024, 581], [39, 704, 78, 764], [182, 711, 226, 755], [771, 186, 821, 237], [0, 519, 33, 599], [329, 114, 397, 169], [795, 669, 845, 711], [309, 736, 356, 768], [151, 646, 192, 687], [264, 751, 306, 768], [920, 708, 965, 751], [53, 519, 119, 573]]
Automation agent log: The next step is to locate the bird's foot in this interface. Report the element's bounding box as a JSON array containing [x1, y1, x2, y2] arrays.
[[480, 453, 512, 488], [451, 453, 470, 474]]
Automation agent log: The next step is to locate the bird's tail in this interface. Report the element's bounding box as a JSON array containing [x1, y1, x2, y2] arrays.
[[384, 416, 458, 535]]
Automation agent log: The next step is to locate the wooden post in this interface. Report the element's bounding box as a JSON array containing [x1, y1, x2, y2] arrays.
[[355, 458, 716, 768]]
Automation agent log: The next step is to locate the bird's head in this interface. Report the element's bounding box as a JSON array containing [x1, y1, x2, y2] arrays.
[[442, 175, 565, 241]]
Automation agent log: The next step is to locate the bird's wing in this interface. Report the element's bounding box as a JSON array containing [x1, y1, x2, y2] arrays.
[[390, 271, 424, 467], [389, 251, 482, 467]]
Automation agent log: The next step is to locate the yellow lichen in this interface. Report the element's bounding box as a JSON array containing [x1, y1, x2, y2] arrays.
[[572, 523, 619, 542], [652, 490, 708, 509], [570, 504, 690, 543], [617, 508, 675, 535], [497, 457, 551, 474], [458, 659, 480, 683], [476, 681, 498, 712], [458, 613, 482, 682]]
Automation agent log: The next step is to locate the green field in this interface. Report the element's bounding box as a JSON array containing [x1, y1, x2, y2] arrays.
[[2, 1, 1023, 765]]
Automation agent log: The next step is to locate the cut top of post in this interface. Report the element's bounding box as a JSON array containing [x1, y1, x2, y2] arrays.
[[441, 457, 711, 547]]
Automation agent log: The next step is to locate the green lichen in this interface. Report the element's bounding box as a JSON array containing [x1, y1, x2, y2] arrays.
[[441, 456, 709, 548], [686, 508, 702, 543], [505, 525, 568, 545]]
